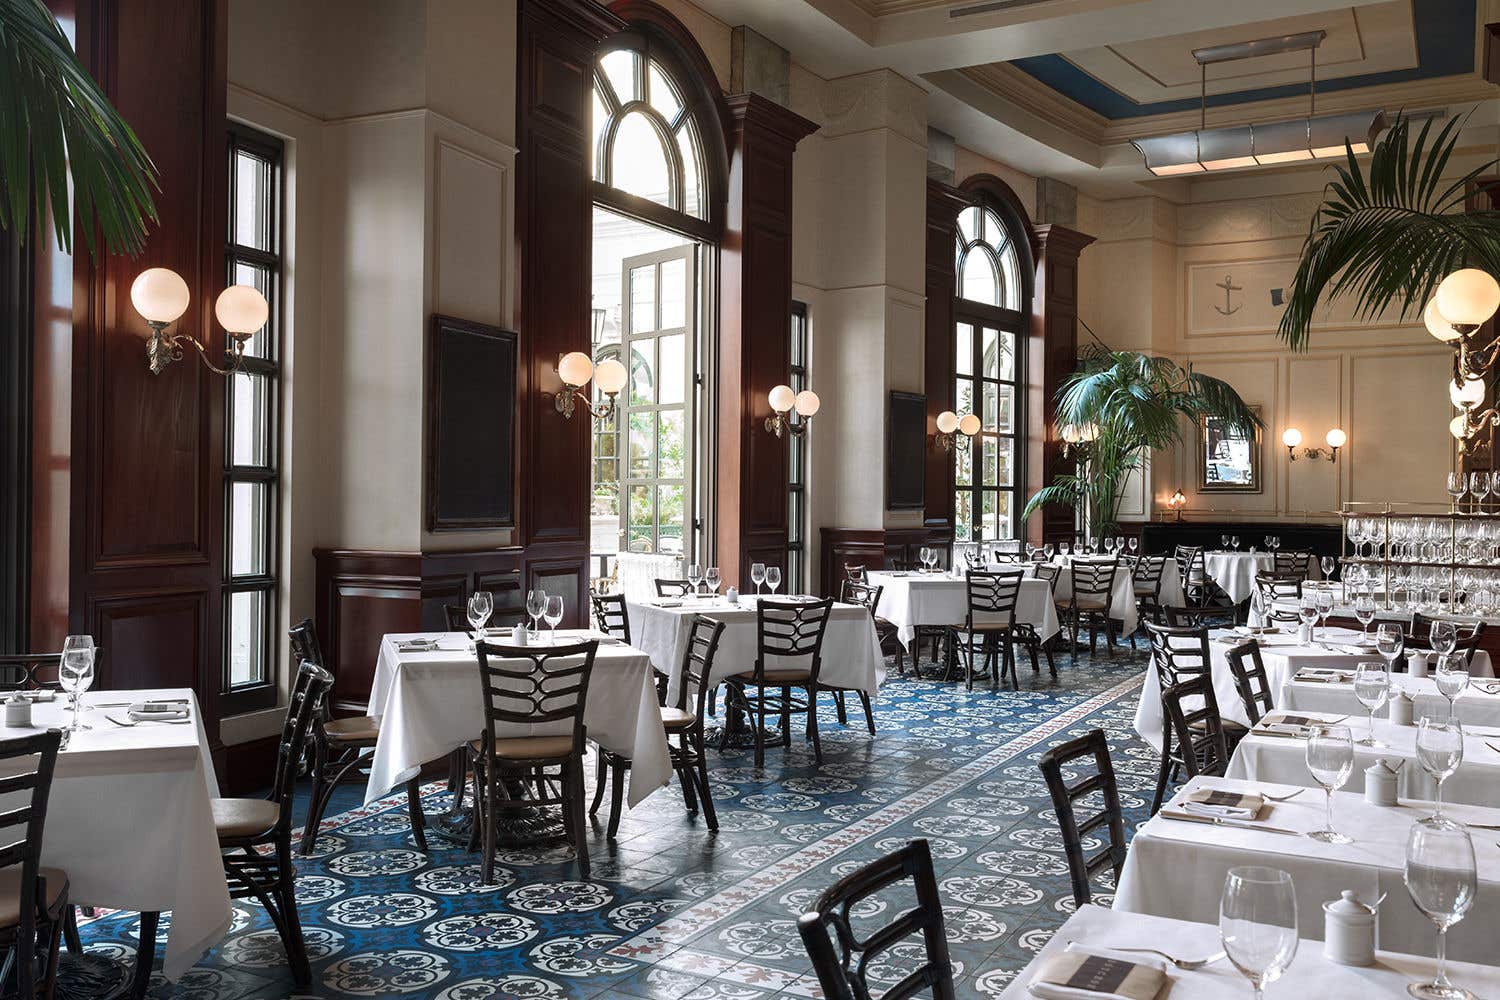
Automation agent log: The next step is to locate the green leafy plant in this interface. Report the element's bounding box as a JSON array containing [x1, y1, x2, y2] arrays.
[[1278, 112, 1500, 351], [0, 0, 158, 255], [1022, 347, 1262, 538]]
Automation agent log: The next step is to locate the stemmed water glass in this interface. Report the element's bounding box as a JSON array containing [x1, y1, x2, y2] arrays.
[[1405, 819, 1478, 1000], [1353, 660, 1390, 748], [1221, 534, 1231, 551], [1128, 537, 1139, 555], [526, 589, 545, 639], [1448, 472, 1468, 513], [1298, 593, 1320, 643], [917, 546, 932, 573], [1315, 586, 1335, 643], [1470, 471, 1491, 514], [1377, 623, 1405, 677], [1321, 556, 1337, 581], [687, 563, 703, 598], [705, 567, 721, 597], [1231, 535, 1241, 551], [750, 562, 766, 594], [1354, 592, 1377, 638], [467, 590, 493, 640], [1043, 542, 1055, 560], [1430, 621, 1458, 658], [1059, 541, 1072, 557], [1416, 718, 1464, 821], [543, 595, 564, 643], [1435, 654, 1469, 717], [59, 635, 96, 732], [1304, 724, 1354, 843], [766, 566, 782, 596], [1220, 867, 1298, 1000]]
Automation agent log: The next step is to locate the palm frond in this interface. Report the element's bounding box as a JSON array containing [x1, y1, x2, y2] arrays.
[[1278, 112, 1500, 350], [0, 0, 158, 255]]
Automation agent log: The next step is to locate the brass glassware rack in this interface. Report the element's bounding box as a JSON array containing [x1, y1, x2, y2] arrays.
[[1339, 500, 1500, 611]]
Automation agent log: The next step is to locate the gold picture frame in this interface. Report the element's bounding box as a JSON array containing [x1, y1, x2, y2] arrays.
[[1198, 405, 1262, 494]]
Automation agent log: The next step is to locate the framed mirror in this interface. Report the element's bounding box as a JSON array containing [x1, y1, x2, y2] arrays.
[[1198, 405, 1261, 494]]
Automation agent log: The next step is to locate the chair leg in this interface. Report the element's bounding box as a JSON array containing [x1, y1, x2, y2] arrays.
[[298, 740, 331, 856], [570, 761, 591, 879], [677, 755, 700, 816], [42, 904, 65, 1000], [835, 691, 848, 725], [481, 773, 498, 886], [130, 911, 159, 1000], [807, 687, 823, 765], [276, 856, 312, 987], [858, 691, 875, 735], [693, 750, 718, 831], [1045, 639, 1057, 679], [780, 686, 791, 749], [753, 688, 765, 770], [590, 746, 608, 817], [1027, 637, 1039, 675], [62, 906, 81, 954], [405, 778, 428, 853], [446, 747, 465, 795], [1150, 726, 1175, 816], [606, 758, 626, 840]]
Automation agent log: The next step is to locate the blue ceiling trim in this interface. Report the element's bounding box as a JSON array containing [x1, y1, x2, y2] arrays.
[[1009, 0, 1475, 120]]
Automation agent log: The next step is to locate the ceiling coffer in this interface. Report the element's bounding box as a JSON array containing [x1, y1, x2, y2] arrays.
[[949, 0, 1060, 18]]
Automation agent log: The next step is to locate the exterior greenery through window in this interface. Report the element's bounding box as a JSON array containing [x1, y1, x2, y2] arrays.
[[953, 200, 1027, 543], [787, 302, 809, 593], [223, 122, 282, 712]]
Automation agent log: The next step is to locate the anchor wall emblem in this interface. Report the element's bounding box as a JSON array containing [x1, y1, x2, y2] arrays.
[[1214, 274, 1242, 316]]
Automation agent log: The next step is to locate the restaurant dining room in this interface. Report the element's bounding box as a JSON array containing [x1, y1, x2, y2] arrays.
[[7, 0, 1500, 996]]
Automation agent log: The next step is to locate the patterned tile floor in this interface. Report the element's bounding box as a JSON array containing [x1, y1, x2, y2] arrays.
[[78, 639, 1168, 999]]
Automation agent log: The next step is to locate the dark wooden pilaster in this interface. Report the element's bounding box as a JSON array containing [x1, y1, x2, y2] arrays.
[[923, 180, 970, 538]]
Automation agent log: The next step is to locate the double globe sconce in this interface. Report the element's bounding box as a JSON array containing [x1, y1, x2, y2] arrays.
[[934, 410, 982, 452], [130, 267, 269, 376], [1282, 427, 1345, 463]]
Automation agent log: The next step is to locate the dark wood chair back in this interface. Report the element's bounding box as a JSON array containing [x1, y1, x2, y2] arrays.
[[1162, 673, 1230, 779], [590, 592, 631, 644], [840, 580, 884, 616], [675, 616, 726, 719], [1038, 728, 1127, 907], [0, 654, 63, 691], [1030, 563, 1062, 595], [1070, 558, 1118, 602], [1163, 605, 1221, 629], [963, 569, 1023, 625], [474, 640, 598, 758], [756, 598, 834, 679], [288, 618, 323, 669], [444, 604, 470, 632], [273, 661, 334, 831], [1174, 544, 1205, 586], [1273, 549, 1313, 577], [655, 579, 695, 597], [843, 563, 868, 584], [1131, 554, 1168, 599], [1224, 640, 1274, 725], [1144, 620, 1212, 688], [0, 729, 63, 993], [992, 539, 1024, 564], [797, 839, 955, 1000], [1254, 573, 1303, 627]]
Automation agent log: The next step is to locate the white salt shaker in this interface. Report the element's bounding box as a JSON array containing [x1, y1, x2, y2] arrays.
[[725, 587, 739, 605], [1323, 891, 1377, 966], [3, 695, 30, 728], [1409, 652, 1431, 678], [1297, 622, 1313, 645], [511, 624, 529, 645], [1389, 690, 1415, 727], [1364, 759, 1400, 806]]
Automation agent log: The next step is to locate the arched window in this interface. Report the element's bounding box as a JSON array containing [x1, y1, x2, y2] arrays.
[[952, 185, 1032, 543]]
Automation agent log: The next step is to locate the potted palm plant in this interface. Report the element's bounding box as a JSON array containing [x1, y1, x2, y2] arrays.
[[1023, 347, 1262, 541], [1, 0, 158, 255]]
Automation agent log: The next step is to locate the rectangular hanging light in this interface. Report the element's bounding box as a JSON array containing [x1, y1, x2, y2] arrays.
[[1196, 125, 1257, 171], [1309, 110, 1387, 158], [1132, 133, 1203, 176], [1251, 118, 1314, 164]]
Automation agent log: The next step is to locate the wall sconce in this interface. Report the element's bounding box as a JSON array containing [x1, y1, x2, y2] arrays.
[[1059, 422, 1099, 450], [1283, 427, 1344, 462], [1166, 488, 1187, 521], [766, 384, 819, 438], [130, 268, 268, 376], [555, 351, 627, 421], [934, 410, 981, 451]]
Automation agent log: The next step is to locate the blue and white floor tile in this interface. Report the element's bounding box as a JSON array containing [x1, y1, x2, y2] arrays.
[[79, 642, 1165, 999]]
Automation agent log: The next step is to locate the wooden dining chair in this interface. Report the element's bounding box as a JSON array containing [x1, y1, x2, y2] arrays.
[[1013, 565, 1059, 679], [655, 578, 696, 597], [1224, 639, 1275, 725], [1273, 549, 1313, 577], [0, 654, 64, 692], [290, 619, 428, 856], [1174, 544, 1208, 607], [841, 579, 901, 675], [1253, 573, 1303, 629], [797, 839, 955, 1000], [445, 603, 527, 634], [470, 639, 598, 883], [949, 570, 1024, 691], [992, 539, 1024, 564], [589, 592, 632, 644], [1038, 728, 1127, 907], [1161, 673, 1231, 791], [1056, 558, 1119, 656], [1144, 620, 1243, 813], [0, 729, 68, 1000], [843, 562, 868, 584], [214, 660, 332, 985], [723, 598, 834, 768], [593, 616, 724, 838], [1130, 554, 1169, 632]]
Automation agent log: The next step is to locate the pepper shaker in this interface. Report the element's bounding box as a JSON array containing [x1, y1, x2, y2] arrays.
[[3, 695, 30, 728], [1389, 690, 1415, 727], [1364, 759, 1400, 806], [1323, 890, 1378, 966]]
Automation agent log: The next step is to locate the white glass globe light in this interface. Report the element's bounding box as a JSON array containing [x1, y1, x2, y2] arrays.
[[558, 351, 594, 387], [1324, 428, 1347, 449], [1425, 299, 1463, 342], [1436, 269, 1500, 328], [1282, 428, 1303, 448], [1451, 414, 1469, 439], [768, 384, 795, 413], [1060, 424, 1080, 444], [793, 390, 820, 417], [957, 413, 982, 437], [936, 411, 959, 435], [1078, 422, 1100, 442], [214, 285, 269, 335], [1450, 376, 1486, 410], [130, 268, 190, 325], [594, 358, 627, 395]]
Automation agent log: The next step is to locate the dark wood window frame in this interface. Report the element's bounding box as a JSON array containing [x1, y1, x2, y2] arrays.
[[788, 300, 808, 592], [222, 121, 283, 715]]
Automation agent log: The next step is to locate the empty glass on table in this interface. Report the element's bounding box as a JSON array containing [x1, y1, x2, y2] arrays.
[[1353, 660, 1390, 748], [59, 635, 96, 732], [1353, 592, 1377, 637], [526, 589, 545, 639], [687, 563, 703, 597], [1304, 724, 1354, 844], [543, 595, 564, 643], [1222, 535, 1231, 550], [1415, 718, 1464, 821], [1320, 556, 1337, 580], [1434, 654, 1469, 714], [705, 567, 721, 596], [1220, 866, 1298, 1000], [1377, 623, 1405, 675], [1447, 472, 1467, 512], [766, 566, 782, 596], [1405, 819, 1478, 1000], [750, 562, 766, 594], [1298, 594, 1319, 641], [467, 590, 493, 638], [1315, 586, 1335, 642]]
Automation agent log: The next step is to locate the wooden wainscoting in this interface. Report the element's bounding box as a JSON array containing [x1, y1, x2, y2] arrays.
[[313, 550, 422, 714], [818, 527, 955, 597]]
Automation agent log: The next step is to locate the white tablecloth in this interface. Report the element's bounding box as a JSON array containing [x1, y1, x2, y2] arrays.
[[867, 571, 1060, 648], [1116, 776, 1500, 964], [10, 689, 230, 981], [1134, 625, 1378, 751], [626, 595, 884, 704], [366, 631, 671, 808], [997, 558, 1139, 635], [1203, 550, 1275, 604], [996, 904, 1500, 999], [1283, 672, 1500, 728], [1224, 708, 1500, 806]]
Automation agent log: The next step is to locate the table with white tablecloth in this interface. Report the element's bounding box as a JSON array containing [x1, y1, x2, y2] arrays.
[[996, 904, 1500, 1000], [1283, 670, 1500, 727], [866, 571, 1060, 649], [15, 690, 231, 981], [366, 631, 671, 808], [1202, 550, 1275, 604], [626, 595, 885, 705], [1224, 708, 1500, 805], [1115, 775, 1500, 964], [991, 557, 1141, 636]]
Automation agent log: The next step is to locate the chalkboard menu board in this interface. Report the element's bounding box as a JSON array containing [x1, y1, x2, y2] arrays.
[[426, 315, 517, 531], [887, 390, 926, 510]]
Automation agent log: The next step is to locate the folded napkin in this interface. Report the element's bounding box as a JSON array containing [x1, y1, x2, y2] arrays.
[[395, 638, 436, 652], [1297, 668, 1353, 684], [1233, 625, 1280, 637], [652, 600, 683, 608], [1181, 788, 1264, 820], [11, 690, 54, 702], [128, 701, 190, 722], [1028, 950, 1166, 1000], [1266, 712, 1324, 728]]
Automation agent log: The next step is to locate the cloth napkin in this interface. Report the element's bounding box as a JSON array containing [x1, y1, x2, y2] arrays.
[[395, 638, 436, 652], [1297, 668, 1353, 684], [1181, 788, 1264, 820], [652, 600, 683, 608], [1028, 950, 1166, 1000], [128, 701, 190, 722]]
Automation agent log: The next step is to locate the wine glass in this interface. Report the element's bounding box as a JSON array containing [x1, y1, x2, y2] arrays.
[[1128, 537, 1139, 555], [1298, 593, 1320, 643], [1043, 542, 1055, 560], [705, 567, 721, 597], [467, 590, 493, 639], [1353, 660, 1390, 748], [1354, 592, 1377, 638], [1220, 867, 1299, 1000], [750, 562, 766, 594], [543, 595, 564, 643], [1231, 535, 1241, 551], [766, 566, 782, 596], [1315, 586, 1335, 642], [526, 589, 545, 639], [1304, 724, 1354, 843], [59, 635, 95, 732], [1405, 819, 1478, 1000], [1221, 534, 1231, 551], [1321, 556, 1337, 581], [1059, 541, 1072, 556], [1416, 718, 1464, 821], [1434, 655, 1469, 716], [917, 547, 931, 573], [687, 563, 703, 598], [1470, 471, 1490, 513], [1430, 621, 1458, 657], [1448, 472, 1468, 512], [1377, 623, 1405, 676]]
